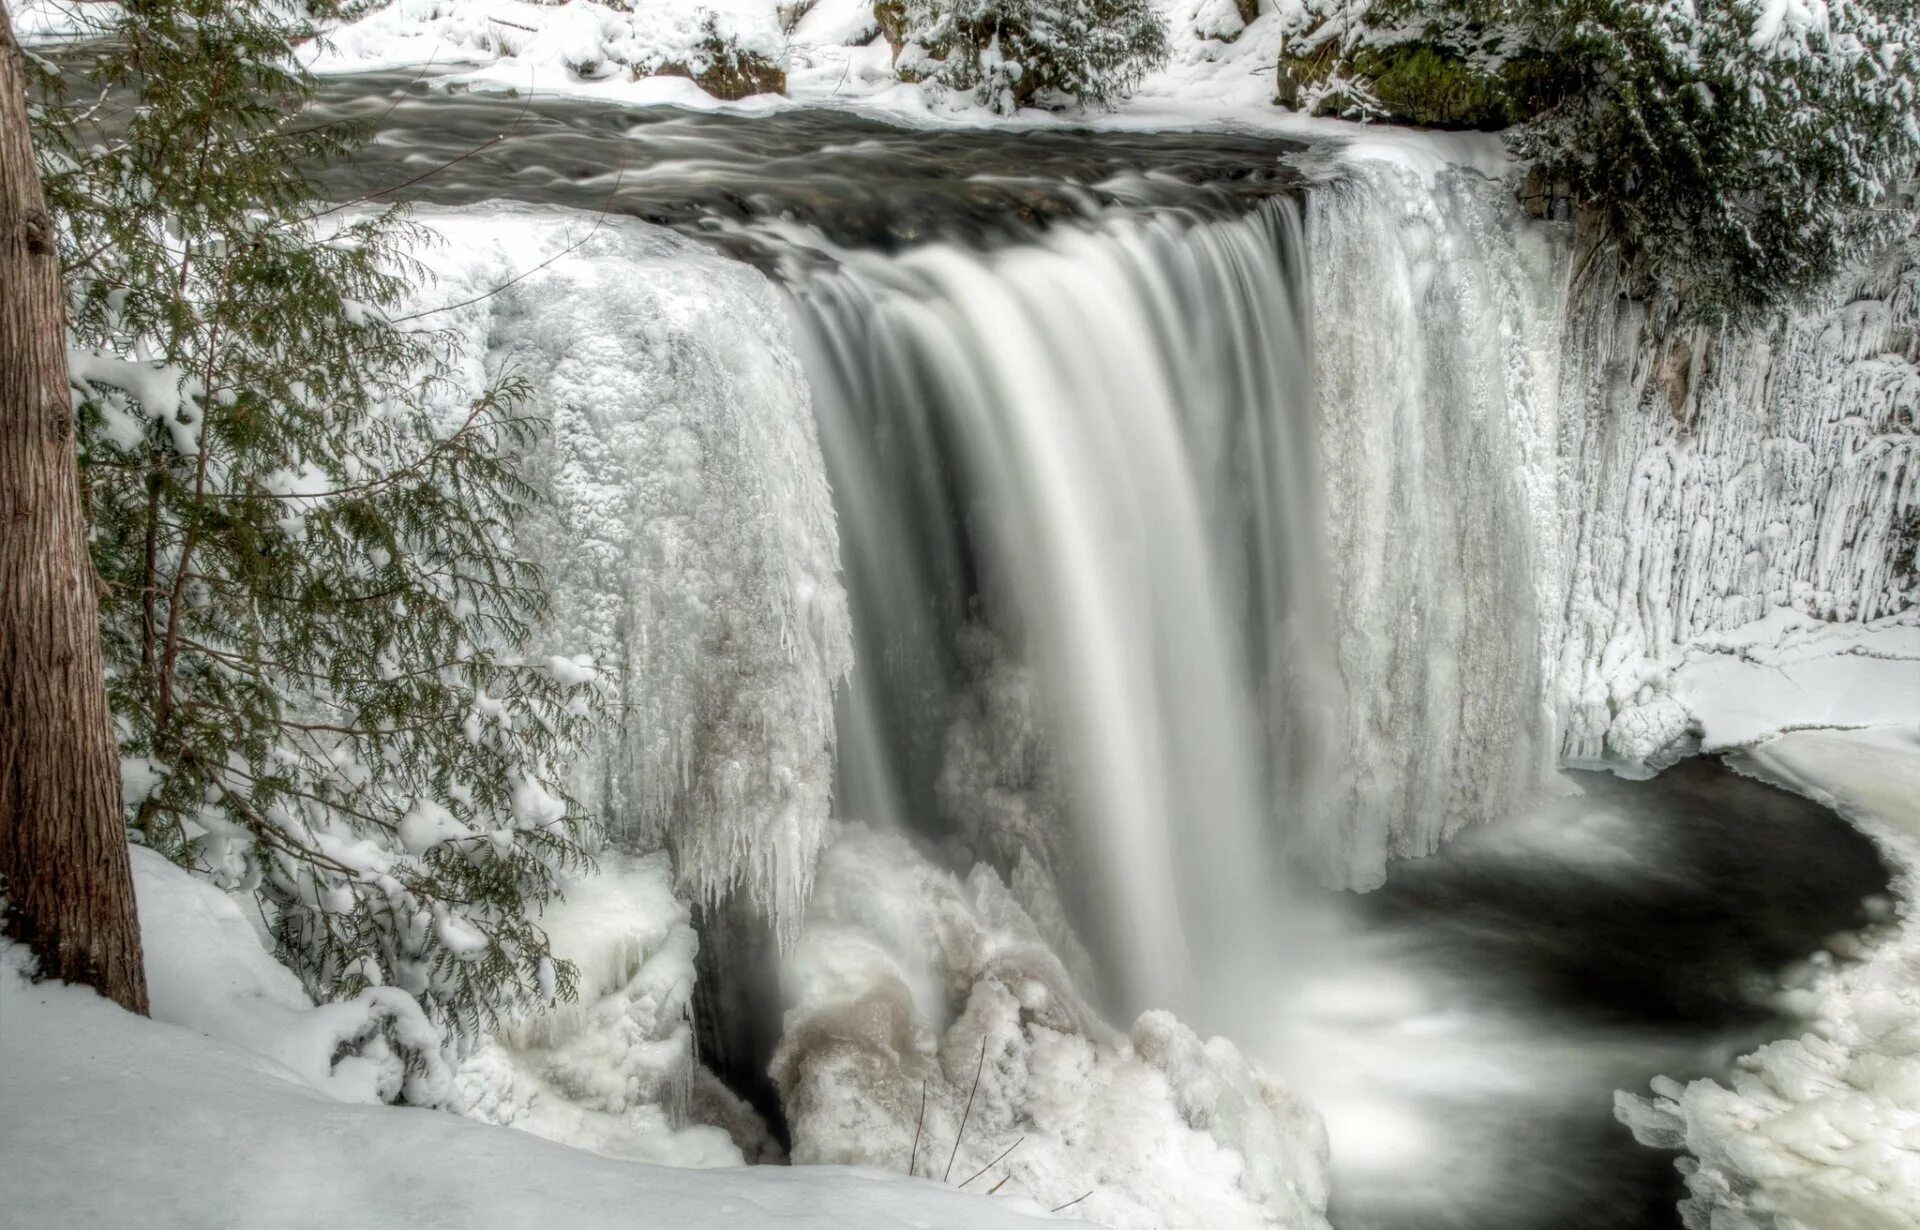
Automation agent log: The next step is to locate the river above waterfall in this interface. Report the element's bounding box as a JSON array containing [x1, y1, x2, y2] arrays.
[[289, 77, 1898, 1230]]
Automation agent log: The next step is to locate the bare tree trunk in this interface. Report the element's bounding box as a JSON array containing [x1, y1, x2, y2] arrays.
[[0, 1, 148, 1015]]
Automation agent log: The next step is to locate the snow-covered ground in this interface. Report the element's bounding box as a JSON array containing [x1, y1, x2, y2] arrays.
[[1617, 726, 1920, 1229], [0, 932, 1058, 1229], [275, 0, 1492, 151]]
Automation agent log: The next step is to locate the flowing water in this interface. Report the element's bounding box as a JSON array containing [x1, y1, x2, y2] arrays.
[[288, 73, 1898, 1228]]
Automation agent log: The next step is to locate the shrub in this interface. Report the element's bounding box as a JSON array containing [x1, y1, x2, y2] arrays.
[[1286, 0, 1920, 319], [887, 0, 1170, 113]]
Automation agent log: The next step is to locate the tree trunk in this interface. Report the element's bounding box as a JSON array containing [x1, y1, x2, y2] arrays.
[[0, 1, 148, 1015]]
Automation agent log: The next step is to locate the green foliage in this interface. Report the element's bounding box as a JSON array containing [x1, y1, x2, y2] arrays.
[[1295, 0, 1920, 319], [893, 0, 1170, 113], [30, 0, 596, 1032]]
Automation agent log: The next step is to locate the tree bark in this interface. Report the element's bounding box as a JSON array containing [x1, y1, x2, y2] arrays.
[[0, 1, 148, 1014]]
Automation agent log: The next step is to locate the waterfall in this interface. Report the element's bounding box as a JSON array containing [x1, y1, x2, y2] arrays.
[[796, 199, 1328, 1017]]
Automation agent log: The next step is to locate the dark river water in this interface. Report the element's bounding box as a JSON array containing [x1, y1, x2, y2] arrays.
[[288, 73, 1899, 1230]]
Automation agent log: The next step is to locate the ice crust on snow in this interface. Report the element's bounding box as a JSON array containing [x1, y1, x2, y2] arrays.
[[773, 824, 1332, 1230], [1617, 727, 1920, 1230], [407, 206, 851, 942]]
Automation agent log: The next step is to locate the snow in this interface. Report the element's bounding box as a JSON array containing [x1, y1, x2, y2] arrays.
[[298, 0, 1503, 148], [1617, 726, 1920, 1230], [774, 823, 1332, 1230], [401, 205, 851, 942], [129, 844, 452, 1107], [1665, 610, 1920, 751], [453, 851, 747, 1167], [10, 0, 120, 43], [0, 937, 1064, 1230]]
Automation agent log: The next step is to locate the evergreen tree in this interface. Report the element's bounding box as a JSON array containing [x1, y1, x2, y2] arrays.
[[890, 0, 1169, 113], [29, 0, 595, 1032], [1, 0, 149, 1017], [1288, 0, 1920, 318]]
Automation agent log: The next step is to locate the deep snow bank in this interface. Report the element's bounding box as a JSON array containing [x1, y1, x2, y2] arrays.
[[1617, 727, 1920, 1229], [0, 937, 1061, 1229]]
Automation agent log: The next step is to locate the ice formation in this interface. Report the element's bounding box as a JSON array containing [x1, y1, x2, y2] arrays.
[[1617, 727, 1920, 1230], [413, 207, 851, 940], [1559, 241, 1920, 761], [1306, 158, 1568, 886], [1309, 152, 1918, 810], [773, 824, 1332, 1230], [452, 852, 748, 1167]]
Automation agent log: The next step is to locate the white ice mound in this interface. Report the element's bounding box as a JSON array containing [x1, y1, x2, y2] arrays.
[[453, 851, 744, 1167], [773, 825, 1332, 1230], [1617, 727, 1920, 1230], [415, 206, 852, 942], [129, 846, 450, 1106]]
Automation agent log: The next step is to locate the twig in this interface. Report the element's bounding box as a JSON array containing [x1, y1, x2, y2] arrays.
[[944, 1039, 987, 1183], [909, 1078, 927, 1178], [959, 1137, 1022, 1189], [1050, 1191, 1094, 1214], [987, 1173, 1014, 1196]]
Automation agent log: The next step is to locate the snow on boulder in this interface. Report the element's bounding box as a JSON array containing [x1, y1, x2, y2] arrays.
[[773, 824, 1333, 1230]]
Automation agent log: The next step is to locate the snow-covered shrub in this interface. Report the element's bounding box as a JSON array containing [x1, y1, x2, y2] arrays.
[[883, 0, 1171, 112], [1286, 0, 1920, 318], [130, 846, 452, 1106]]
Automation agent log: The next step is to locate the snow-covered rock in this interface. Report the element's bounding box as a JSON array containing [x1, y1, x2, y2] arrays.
[[452, 851, 748, 1167], [773, 824, 1332, 1230]]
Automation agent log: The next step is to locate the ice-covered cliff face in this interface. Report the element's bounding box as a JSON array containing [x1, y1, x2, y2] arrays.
[[1557, 240, 1920, 761], [1306, 159, 1569, 887], [417, 208, 852, 941], [1307, 157, 1918, 808]]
